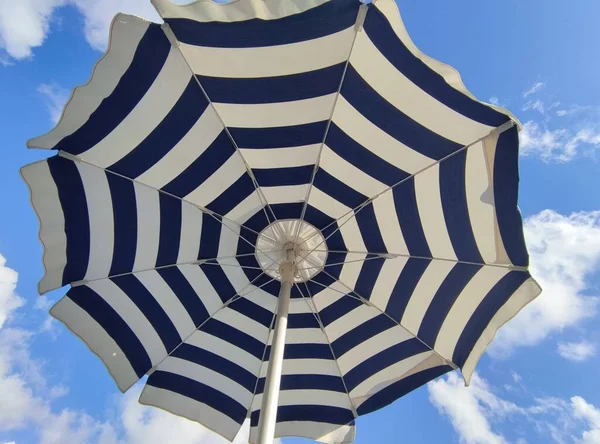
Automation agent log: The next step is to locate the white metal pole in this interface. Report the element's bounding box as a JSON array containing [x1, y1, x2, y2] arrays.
[[256, 247, 295, 444]]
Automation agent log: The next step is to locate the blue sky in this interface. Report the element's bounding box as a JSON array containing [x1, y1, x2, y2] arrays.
[[1, 1, 600, 443]]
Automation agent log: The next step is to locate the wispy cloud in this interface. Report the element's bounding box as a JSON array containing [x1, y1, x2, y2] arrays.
[[491, 210, 600, 355], [557, 341, 596, 362], [37, 83, 69, 124], [523, 81, 545, 98]]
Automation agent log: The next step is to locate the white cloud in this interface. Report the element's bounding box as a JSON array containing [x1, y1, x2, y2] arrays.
[[523, 81, 545, 98], [37, 83, 70, 124], [0, 0, 160, 63], [491, 210, 600, 356], [490, 97, 500, 106], [557, 341, 596, 362], [572, 396, 600, 443], [556, 105, 593, 117], [519, 121, 572, 162], [0, 254, 23, 329], [511, 372, 522, 383], [523, 99, 546, 115]]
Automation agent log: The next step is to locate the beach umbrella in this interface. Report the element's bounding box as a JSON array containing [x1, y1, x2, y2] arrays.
[[22, 0, 541, 443]]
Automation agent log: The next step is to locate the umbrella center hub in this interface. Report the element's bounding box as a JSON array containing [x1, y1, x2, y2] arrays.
[[255, 219, 328, 283]]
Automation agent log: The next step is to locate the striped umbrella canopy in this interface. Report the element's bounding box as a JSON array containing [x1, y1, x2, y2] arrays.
[[22, 0, 542, 443]]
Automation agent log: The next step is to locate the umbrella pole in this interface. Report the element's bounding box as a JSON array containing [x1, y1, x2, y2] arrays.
[[256, 246, 295, 444]]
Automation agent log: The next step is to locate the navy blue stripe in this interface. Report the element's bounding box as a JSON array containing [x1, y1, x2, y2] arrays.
[[288, 313, 320, 329], [494, 127, 529, 267], [107, 173, 137, 276], [354, 259, 385, 300], [320, 224, 348, 254], [166, 0, 358, 48], [418, 263, 481, 347], [206, 173, 256, 216], [385, 258, 431, 322], [198, 63, 344, 104], [306, 271, 337, 299], [68, 286, 151, 378], [332, 315, 395, 357], [319, 296, 362, 326], [392, 179, 431, 257], [344, 338, 429, 391], [109, 79, 208, 178], [364, 9, 507, 128], [198, 216, 221, 260], [201, 319, 266, 360], [252, 405, 354, 426], [342, 65, 462, 160], [256, 375, 345, 394], [156, 194, 182, 267], [229, 121, 327, 149], [253, 165, 314, 187], [112, 274, 182, 352], [148, 371, 246, 424], [453, 271, 530, 367], [326, 123, 409, 187], [439, 150, 483, 263], [47, 157, 90, 284], [265, 343, 333, 361], [157, 267, 209, 327], [161, 131, 235, 198], [314, 169, 368, 209], [56, 25, 171, 154], [355, 203, 388, 253], [173, 344, 256, 392], [356, 365, 453, 416], [228, 298, 273, 328], [200, 264, 236, 303]]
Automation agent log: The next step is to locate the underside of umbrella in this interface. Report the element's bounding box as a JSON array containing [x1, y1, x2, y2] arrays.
[[22, 0, 541, 443]]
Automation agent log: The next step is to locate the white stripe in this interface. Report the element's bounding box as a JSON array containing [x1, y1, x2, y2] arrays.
[[320, 145, 388, 197], [132, 182, 161, 272], [250, 422, 355, 444], [21, 161, 67, 293], [217, 221, 240, 260], [240, 144, 320, 168], [466, 138, 500, 263], [214, 94, 336, 128], [184, 153, 247, 207], [88, 279, 167, 365], [332, 96, 433, 174], [80, 48, 192, 168], [338, 217, 367, 256], [242, 289, 277, 313], [135, 270, 196, 339], [369, 257, 408, 311], [262, 185, 309, 204], [187, 330, 262, 372], [349, 351, 431, 401], [308, 187, 352, 220], [29, 15, 150, 149], [373, 191, 409, 255], [177, 265, 223, 315], [400, 260, 454, 334], [51, 297, 138, 392], [224, 191, 265, 224], [462, 278, 540, 384], [177, 203, 203, 264], [154, 0, 330, 22], [180, 27, 355, 78], [326, 305, 378, 343], [140, 386, 240, 441], [136, 106, 224, 189], [337, 259, 365, 292], [337, 325, 412, 373], [351, 32, 492, 146], [414, 164, 457, 260], [434, 266, 509, 359], [213, 308, 270, 342], [158, 356, 253, 405], [259, 359, 339, 377], [253, 390, 350, 408], [312, 287, 346, 312]]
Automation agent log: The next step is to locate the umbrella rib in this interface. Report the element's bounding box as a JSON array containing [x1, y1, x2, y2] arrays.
[[145, 268, 277, 377], [159, 24, 280, 229], [297, 120, 517, 254], [295, 282, 359, 419], [58, 151, 279, 268], [312, 269, 459, 371], [293, 3, 370, 246]]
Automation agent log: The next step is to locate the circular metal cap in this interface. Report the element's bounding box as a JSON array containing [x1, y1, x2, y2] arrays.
[[255, 219, 327, 283]]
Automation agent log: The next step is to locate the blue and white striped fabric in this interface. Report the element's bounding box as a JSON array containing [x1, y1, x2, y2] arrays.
[[22, 1, 541, 442]]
